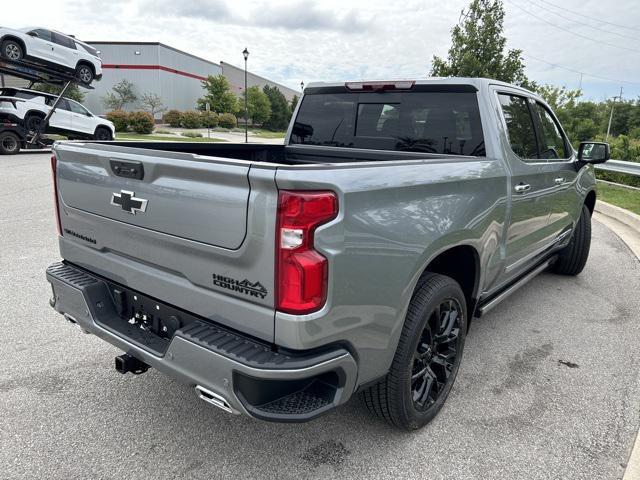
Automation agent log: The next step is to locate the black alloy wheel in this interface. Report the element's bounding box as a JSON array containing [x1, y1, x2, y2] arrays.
[[411, 298, 462, 411], [25, 115, 44, 133]]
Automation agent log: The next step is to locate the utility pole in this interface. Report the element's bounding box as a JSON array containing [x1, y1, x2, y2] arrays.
[[605, 86, 623, 141]]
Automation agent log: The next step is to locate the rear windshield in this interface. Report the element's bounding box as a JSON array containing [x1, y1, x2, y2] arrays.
[[290, 90, 485, 156]]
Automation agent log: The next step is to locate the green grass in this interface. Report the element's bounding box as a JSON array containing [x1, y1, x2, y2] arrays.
[[250, 129, 286, 139], [597, 181, 640, 215], [116, 133, 225, 143]]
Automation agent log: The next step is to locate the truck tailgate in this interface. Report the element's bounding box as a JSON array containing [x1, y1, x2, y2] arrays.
[[53, 142, 279, 342]]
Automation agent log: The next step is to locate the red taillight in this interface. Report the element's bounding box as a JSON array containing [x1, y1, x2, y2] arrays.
[[276, 191, 338, 315], [51, 155, 62, 236]]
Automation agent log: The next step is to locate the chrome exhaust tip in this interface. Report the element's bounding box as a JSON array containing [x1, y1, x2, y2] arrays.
[[63, 314, 89, 334], [195, 385, 235, 414]]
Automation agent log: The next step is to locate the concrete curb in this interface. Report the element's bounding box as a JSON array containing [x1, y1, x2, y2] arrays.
[[595, 200, 640, 233], [594, 201, 640, 480]]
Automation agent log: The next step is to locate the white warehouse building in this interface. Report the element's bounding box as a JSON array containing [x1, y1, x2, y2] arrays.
[[84, 42, 222, 118], [82, 41, 299, 118]]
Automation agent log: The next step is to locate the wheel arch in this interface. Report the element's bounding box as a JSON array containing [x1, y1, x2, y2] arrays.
[[94, 124, 113, 138], [1, 35, 27, 55], [415, 244, 481, 323], [584, 189, 596, 215], [76, 60, 95, 74], [25, 109, 46, 119]]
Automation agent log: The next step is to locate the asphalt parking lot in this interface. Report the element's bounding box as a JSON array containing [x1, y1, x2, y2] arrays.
[[2, 152, 640, 480]]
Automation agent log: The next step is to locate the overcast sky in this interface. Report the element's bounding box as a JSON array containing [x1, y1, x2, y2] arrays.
[[18, 0, 640, 100]]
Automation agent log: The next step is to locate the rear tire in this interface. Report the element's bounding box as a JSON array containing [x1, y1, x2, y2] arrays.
[[0, 131, 21, 154], [94, 126, 112, 141], [25, 114, 45, 134], [76, 63, 94, 85], [552, 205, 591, 276], [360, 273, 467, 430], [1, 39, 24, 61]]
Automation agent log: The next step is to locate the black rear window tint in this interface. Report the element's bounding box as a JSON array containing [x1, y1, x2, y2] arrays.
[[290, 91, 485, 156]]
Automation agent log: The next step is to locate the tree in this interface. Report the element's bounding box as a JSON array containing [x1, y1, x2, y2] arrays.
[[244, 86, 271, 125], [262, 85, 289, 131], [197, 75, 238, 114], [33, 83, 85, 103], [140, 93, 167, 118], [536, 85, 581, 112], [430, 0, 534, 89], [102, 79, 137, 110], [290, 95, 299, 115]]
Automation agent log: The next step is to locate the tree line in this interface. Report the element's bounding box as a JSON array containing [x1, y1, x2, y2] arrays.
[[431, 0, 640, 169], [196, 74, 298, 131]]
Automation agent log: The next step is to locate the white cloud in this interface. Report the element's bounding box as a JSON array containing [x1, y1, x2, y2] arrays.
[[10, 0, 640, 99]]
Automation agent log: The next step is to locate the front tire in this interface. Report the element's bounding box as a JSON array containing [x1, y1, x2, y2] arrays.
[[0, 131, 21, 154], [76, 64, 94, 85], [94, 126, 113, 141], [360, 273, 467, 430], [1, 40, 24, 61], [552, 205, 591, 276]]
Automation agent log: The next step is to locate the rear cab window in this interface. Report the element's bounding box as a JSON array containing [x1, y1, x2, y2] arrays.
[[291, 85, 486, 156]]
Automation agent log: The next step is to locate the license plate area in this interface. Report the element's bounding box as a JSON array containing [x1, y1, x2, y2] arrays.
[[92, 278, 204, 356]]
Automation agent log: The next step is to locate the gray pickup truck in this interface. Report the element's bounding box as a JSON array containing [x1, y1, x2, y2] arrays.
[[46, 78, 610, 430]]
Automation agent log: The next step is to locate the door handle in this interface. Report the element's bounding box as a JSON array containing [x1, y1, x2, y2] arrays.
[[514, 183, 531, 193], [554, 177, 565, 184]]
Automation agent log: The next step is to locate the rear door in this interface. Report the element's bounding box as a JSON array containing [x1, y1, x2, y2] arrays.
[[494, 89, 569, 283], [50, 32, 77, 69], [53, 143, 279, 341], [47, 98, 73, 131], [67, 100, 93, 134]]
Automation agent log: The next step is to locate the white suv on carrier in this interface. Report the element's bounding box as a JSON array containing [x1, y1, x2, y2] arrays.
[[0, 88, 114, 140], [0, 27, 102, 85]]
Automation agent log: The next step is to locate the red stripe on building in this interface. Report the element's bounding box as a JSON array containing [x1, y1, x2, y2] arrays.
[[102, 64, 208, 81]]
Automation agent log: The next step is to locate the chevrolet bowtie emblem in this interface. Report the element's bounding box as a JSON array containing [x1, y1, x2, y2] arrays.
[[110, 190, 148, 215]]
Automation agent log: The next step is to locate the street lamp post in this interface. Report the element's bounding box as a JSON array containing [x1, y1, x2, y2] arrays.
[[300, 81, 304, 93], [243, 48, 249, 143]]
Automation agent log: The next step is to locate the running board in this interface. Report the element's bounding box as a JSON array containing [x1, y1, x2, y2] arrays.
[[476, 256, 556, 317]]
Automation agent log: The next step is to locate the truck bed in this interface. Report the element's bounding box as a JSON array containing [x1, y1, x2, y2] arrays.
[[89, 140, 471, 165]]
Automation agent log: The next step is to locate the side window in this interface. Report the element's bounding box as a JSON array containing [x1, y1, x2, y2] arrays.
[[497, 93, 538, 159], [28, 29, 52, 42], [532, 102, 569, 159], [52, 33, 76, 50], [69, 101, 88, 115], [55, 99, 72, 111]]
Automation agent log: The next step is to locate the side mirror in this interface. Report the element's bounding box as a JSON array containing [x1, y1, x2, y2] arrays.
[[578, 141, 610, 164], [27, 31, 39, 38]]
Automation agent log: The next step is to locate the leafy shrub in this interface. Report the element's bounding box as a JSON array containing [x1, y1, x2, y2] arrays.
[[155, 129, 171, 134], [181, 110, 203, 129], [127, 111, 155, 134], [105, 110, 129, 132], [200, 111, 219, 128], [163, 109, 183, 128], [218, 113, 237, 129], [182, 131, 203, 138]]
